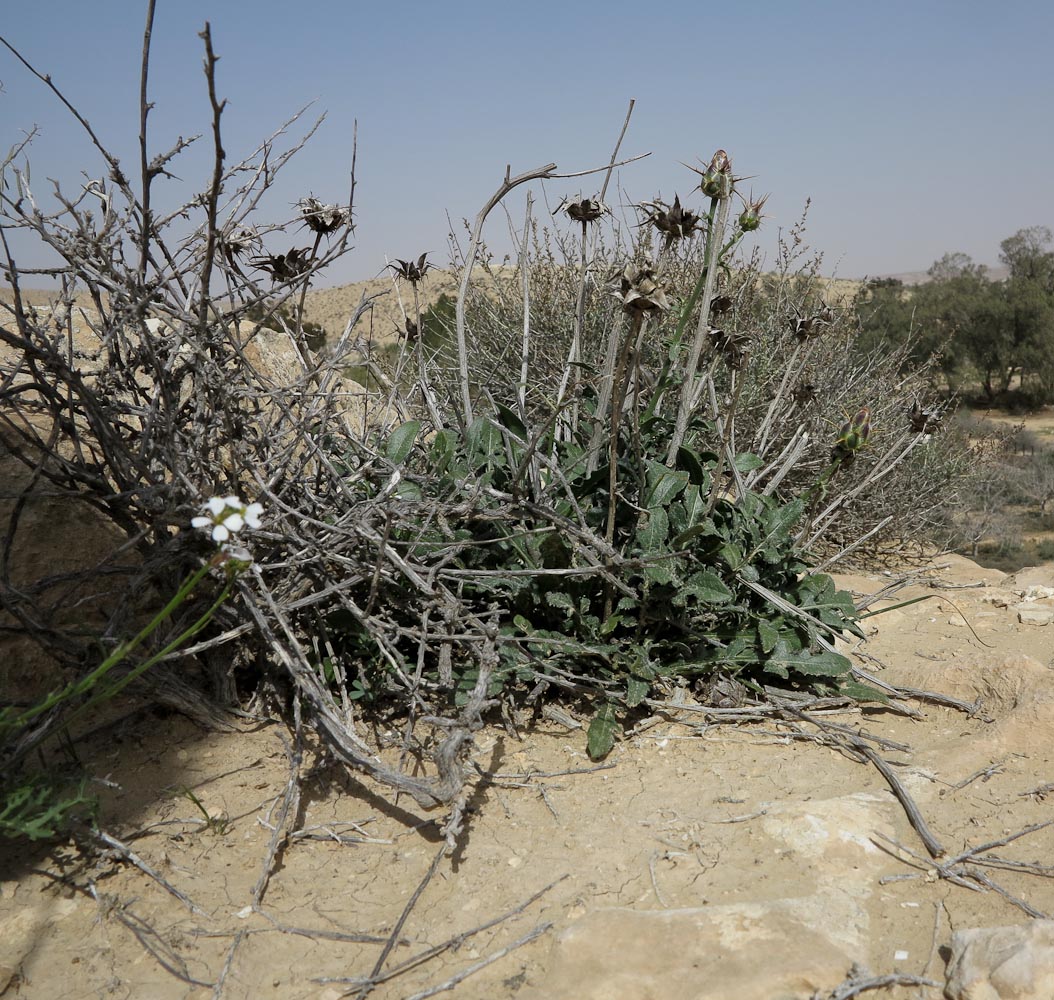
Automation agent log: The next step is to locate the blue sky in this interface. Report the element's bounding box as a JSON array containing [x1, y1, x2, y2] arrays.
[[2, 0, 1051, 286]]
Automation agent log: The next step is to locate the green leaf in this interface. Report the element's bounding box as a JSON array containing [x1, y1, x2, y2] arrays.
[[767, 639, 852, 678], [676, 446, 710, 486], [759, 497, 804, 549], [385, 419, 421, 464], [638, 506, 670, 552], [683, 569, 733, 604], [671, 523, 717, 548], [544, 591, 575, 613], [839, 680, 890, 703], [430, 428, 458, 475], [466, 416, 503, 464], [733, 452, 764, 473], [625, 677, 650, 708], [644, 561, 676, 585], [494, 401, 528, 440], [718, 542, 745, 571], [587, 703, 619, 760], [644, 461, 689, 508], [757, 619, 780, 654]]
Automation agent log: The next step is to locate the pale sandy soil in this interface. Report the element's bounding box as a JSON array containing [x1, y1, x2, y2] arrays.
[[1, 553, 1052, 999]]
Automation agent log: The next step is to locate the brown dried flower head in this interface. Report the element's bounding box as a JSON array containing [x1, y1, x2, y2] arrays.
[[220, 226, 260, 263], [388, 253, 433, 285], [791, 382, 818, 405], [614, 263, 669, 314], [708, 327, 751, 368], [640, 195, 704, 247], [555, 195, 609, 225], [908, 401, 943, 434], [251, 247, 313, 282], [709, 294, 734, 319], [791, 303, 835, 341], [298, 197, 349, 236]]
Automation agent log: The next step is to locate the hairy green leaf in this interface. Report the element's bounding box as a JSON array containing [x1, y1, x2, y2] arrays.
[[587, 703, 619, 760], [385, 419, 421, 465]]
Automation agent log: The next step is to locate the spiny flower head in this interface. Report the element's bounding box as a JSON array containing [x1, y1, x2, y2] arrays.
[[387, 253, 433, 285], [555, 195, 609, 225], [639, 195, 704, 247], [737, 193, 769, 233], [613, 263, 670, 314], [298, 197, 350, 236]]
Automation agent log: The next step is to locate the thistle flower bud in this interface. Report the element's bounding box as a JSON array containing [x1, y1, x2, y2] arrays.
[[220, 226, 260, 264], [831, 406, 872, 464], [709, 294, 734, 319], [698, 149, 734, 200], [738, 194, 768, 233]]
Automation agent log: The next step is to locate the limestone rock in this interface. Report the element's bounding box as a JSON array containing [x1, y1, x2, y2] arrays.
[[1017, 607, 1054, 626], [523, 793, 897, 1000], [523, 905, 854, 1000], [944, 921, 1054, 999]]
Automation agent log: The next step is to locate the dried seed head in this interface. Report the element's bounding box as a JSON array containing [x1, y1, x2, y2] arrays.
[[791, 382, 818, 405], [709, 294, 734, 319], [251, 247, 313, 281], [737, 193, 769, 233], [708, 327, 751, 368], [614, 263, 669, 314], [831, 406, 872, 464], [220, 226, 260, 263], [909, 401, 943, 434], [388, 253, 433, 285], [640, 194, 704, 247], [792, 303, 835, 341], [298, 197, 349, 236], [555, 195, 609, 224], [404, 317, 419, 342]]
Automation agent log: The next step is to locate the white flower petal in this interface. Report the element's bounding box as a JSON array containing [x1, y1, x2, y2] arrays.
[[212, 524, 230, 542], [206, 496, 227, 516], [222, 513, 245, 533], [222, 495, 242, 509], [244, 503, 264, 528], [191, 516, 211, 529]]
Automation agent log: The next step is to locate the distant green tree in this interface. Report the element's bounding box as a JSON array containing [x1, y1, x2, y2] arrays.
[[855, 230, 1054, 403]]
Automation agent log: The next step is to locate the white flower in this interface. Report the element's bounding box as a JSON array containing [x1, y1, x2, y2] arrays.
[[243, 503, 264, 529], [192, 495, 265, 547]]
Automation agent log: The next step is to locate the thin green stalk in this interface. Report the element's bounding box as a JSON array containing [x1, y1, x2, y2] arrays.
[[603, 311, 645, 619], [668, 195, 731, 462], [4, 560, 215, 732]]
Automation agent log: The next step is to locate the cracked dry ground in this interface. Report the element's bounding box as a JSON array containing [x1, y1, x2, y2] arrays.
[[2, 553, 1053, 999]]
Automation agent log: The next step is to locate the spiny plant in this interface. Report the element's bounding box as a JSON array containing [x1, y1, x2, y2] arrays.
[[1, 3, 979, 833], [330, 147, 942, 758]]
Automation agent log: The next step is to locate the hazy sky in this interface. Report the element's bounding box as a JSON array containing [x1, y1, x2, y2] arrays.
[[2, 0, 1051, 286]]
